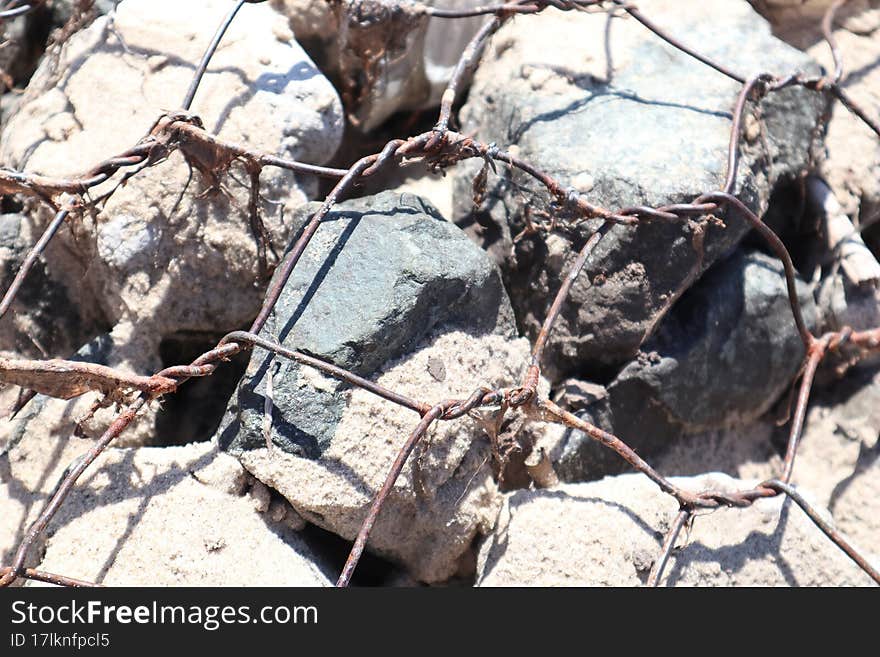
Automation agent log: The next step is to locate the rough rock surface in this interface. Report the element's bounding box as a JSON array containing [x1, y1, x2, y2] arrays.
[[233, 330, 523, 583], [452, 0, 826, 378], [650, 364, 880, 580], [610, 249, 816, 431], [222, 191, 514, 456], [0, 213, 96, 359], [272, 0, 484, 130], [0, 0, 344, 373], [476, 472, 878, 586], [807, 18, 880, 226], [787, 365, 880, 552], [2, 439, 330, 586], [750, 0, 880, 46], [220, 191, 519, 581], [542, 248, 817, 481]]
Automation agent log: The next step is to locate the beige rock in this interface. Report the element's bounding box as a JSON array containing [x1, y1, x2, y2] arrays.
[[0, 0, 343, 374], [2, 438, 330, 586], [238, 331, 538, 583], [788, 368, 880, 551], [272, 0, 485, 130], [751, 0, 880, 45], [807, 25, 880, 227], [476, 472, 878, 586], [643, 367, 880, 572]]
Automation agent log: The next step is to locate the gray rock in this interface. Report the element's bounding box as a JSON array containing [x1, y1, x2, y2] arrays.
[[218, 191, 518, 582], [612, 248, 817, 431], [452, 0, 827, 378], [221, 190, 514, 457], [476, 473, 878, 586], [0, 213, 96, 358], [548, 248, 817, 481]]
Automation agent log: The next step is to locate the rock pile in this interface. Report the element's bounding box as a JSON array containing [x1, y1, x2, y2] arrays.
[[0, 0, 878, 588]]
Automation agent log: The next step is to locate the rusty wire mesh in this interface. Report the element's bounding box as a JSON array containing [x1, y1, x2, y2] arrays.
[[0, 0, 878, 588]]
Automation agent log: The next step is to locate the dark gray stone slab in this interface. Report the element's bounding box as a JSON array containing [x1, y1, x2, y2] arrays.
[[220, 191, 515, 457], [453, 1, 827, 379]]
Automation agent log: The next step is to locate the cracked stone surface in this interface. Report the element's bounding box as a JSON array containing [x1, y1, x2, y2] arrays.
[[219, 192, 521, 582], [452, 0, 826, 379], [0, 0, 344, 376], [1, 439, 330, 586], [476, 472, 878, 586]]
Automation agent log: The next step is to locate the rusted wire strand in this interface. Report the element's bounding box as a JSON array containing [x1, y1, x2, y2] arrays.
[[181, 0, 248, 111], [527, 222, 612, 381], [781, 342, 826, 483], [1, 0, 880, 589], [724, 74, 774, 195], [337, 405, 445, 587], [647, 509, 690, 587], [696, 192, 815, 349], [436, 16, 504, 132], [763, 479, 880, 584], [219, 331, 430, 415], [613, 0, 746, 84], [822, 0, 849, 85], [0, 399, 146, 586], [0, 566, 101, 587]]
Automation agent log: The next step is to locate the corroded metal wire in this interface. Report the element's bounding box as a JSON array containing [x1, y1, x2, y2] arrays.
[[1, 0, 879, 589]]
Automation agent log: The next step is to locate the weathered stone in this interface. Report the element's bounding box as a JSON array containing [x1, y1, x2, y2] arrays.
[[2, 439, 331, 586], [611, 249, 817, 431], [231, 330, 522, 583], [222, 191, 514, 456], [476, 472, 878, 586], [453, 0, 826, 378], [807, 21, 880, 229], [0, 0, 344, 373], [219, 191, 517, 582], [272, 0, 485, 130], [786, 364, 880, 553], [0, 213, 96, 359], [545, 248, 817, 481], [749, 0, 880, 46], [650, 364, 880, 576]]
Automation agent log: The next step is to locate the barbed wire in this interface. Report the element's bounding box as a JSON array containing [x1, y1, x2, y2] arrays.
[[0, 0, 878, 588]]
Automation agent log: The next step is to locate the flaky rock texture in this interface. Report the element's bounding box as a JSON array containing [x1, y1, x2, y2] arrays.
[[220, 191, 521, 582], [476, 472, 878, 586], [0, 0, 344, 372], [235, 330, 526, 583], [2, 439, 330, 586]]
